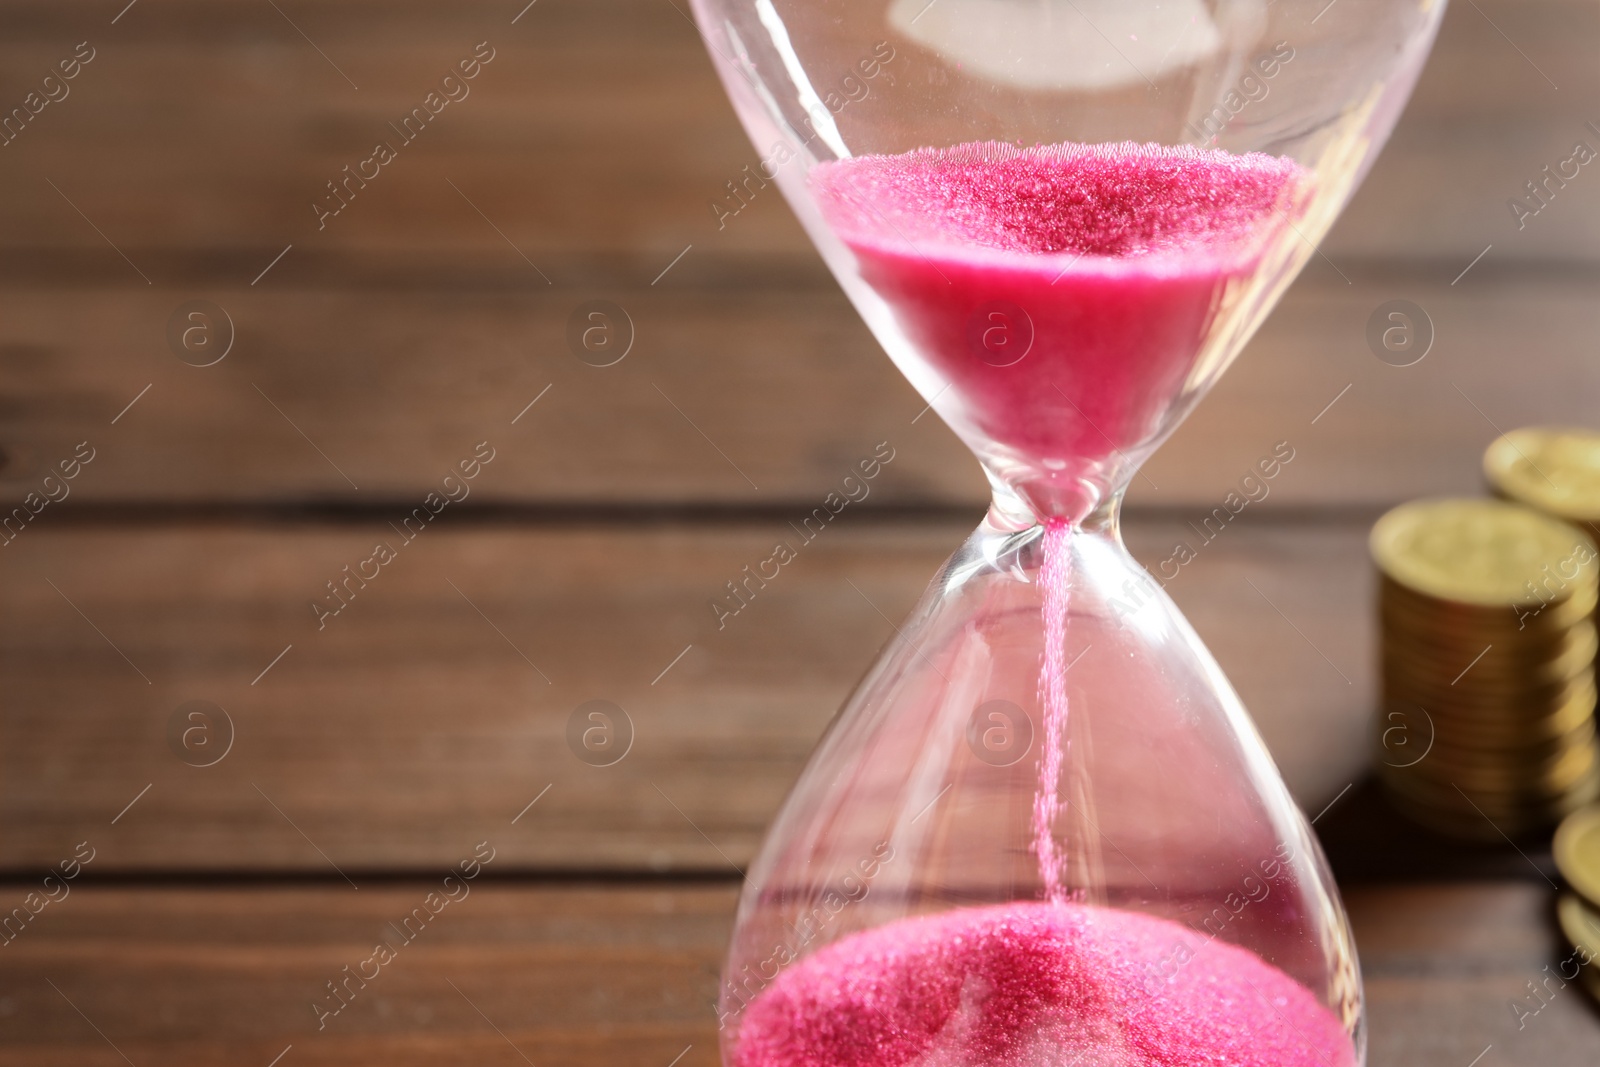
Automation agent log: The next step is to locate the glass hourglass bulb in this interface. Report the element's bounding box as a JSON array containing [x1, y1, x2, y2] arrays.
[[684, 2, 1446, 1064]]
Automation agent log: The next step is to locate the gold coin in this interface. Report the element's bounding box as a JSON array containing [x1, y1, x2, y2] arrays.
[[1378, 683, 1596, 733], [1372, 499, 1598, 609], [1381, 620, 1593, 659], [1380, 611, 1584, 650], [1427, 716, 1600, 767], [1381, 576, 1597, 635], [1557, 893, 1600, 968], [1380, 672, 1595, 719], [1555, 804, 1600, 906], [1382, 673, 1593, 714], [1379, 628, 1573, 670], [1425, 715, 1597, 761], [1381, 702, 1591, 741], [1486, 428, 1600, 525], [1381, 627, 1597, 689], [1383, 671, 1589, 706], [1382, 626, 1595, 675], [1411, 739, 1595, 793], [1380, 742, 1597, 803], [1556, 893, 1600, 1003]]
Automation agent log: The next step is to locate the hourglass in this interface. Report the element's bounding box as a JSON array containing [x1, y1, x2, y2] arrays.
[[686, 2, 1444, 1064]]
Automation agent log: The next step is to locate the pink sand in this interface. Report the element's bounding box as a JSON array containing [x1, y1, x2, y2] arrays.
[[812, 141, 1305, 474], [733, 902, 1353, 1067], [1033, 520, 1073, 903]]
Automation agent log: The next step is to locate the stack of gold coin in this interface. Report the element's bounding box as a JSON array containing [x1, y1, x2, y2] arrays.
[[1554, 805, 1600, 1000], [1485, 427, 1600, 546], [1486, 427, 1600, 640], [1371, 498, 1600, 840]]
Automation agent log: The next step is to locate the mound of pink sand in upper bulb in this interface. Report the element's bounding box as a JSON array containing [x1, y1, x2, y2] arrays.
[[812, 140, 1303, 267], [732, 902, 1355, 1067], [810, 142, 1307, 512]]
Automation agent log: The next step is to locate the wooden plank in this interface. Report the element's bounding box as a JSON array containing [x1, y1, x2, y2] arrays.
[[1332, 0, 1600, 264], [0, 516, 1377, 872], [0, 0, 809, 270], [0, 883, 732, 1067], [1348, 881, 1600, 1066], [0, 272, 1594, 508], [0, 281, 980, 506], [1136, 270, 1600, 510], [0, 881, 1593, 1065], [0, 0, 1592, 269]]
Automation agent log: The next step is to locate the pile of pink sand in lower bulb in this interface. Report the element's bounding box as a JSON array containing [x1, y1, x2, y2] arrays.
[[733, 902, 1354, 1067]]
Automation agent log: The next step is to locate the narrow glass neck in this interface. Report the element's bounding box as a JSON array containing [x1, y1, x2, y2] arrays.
[[986, 478, 1128, 537]]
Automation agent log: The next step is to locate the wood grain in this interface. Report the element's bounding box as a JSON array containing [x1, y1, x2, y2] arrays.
[[1338, 0, 1600, 264], [1, 272, 1594, 508], [0, 0, 1593, 507], [1136, 270, 1600, 510], [0, 0, 1592, 270], [0, 883, 732, 1067], [1348, 881, 1600, 1066], [0, 881, 1593, 1065], [0, 1, 1590, 1060], [0, 516, 1376, 873]]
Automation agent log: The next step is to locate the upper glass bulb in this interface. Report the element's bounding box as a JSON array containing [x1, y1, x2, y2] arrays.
[[689, 0, 1444, 522]]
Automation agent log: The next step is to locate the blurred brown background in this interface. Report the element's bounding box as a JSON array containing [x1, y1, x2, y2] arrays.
[[1, 0, 1598, 1063]]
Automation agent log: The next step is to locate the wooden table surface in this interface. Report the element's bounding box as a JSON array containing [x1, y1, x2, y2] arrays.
[[2, 0, 1598, 1063]]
